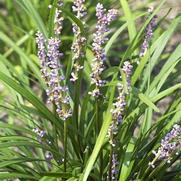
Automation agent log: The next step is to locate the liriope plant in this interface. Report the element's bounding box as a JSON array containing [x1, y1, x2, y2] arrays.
[[0, 0, 180, 181]]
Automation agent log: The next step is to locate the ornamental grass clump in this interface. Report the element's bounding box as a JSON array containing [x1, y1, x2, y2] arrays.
[[0, 0, 180, 181]]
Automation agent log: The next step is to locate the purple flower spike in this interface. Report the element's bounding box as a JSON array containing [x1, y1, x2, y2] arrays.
[[70, 0, 87, 82], [72, 0, 87, 19], [110, 60, 132, 125], [140, 9, 157, 57], [36, 2, 72, 121], [89, 3, 118, 97], [45, 151, 53, 160], [54, 0, 64, 36], [149, 124, 181, 168], [108, 61, 132, 180], [36, 32, 49, 82], [111, 152, 119, 181]]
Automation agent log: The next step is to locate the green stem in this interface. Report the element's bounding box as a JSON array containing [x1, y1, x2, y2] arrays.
[[108, 146, 113, 181], [64, 121, 67, 173], [96, 101, 103, 179], [53, 103, 59, 148], [95, 101, 99, 135], [74, 77, 81, 128], [147, 49, 151, 91], [73, 71, 83, 157], [100, 150, 103, 180]]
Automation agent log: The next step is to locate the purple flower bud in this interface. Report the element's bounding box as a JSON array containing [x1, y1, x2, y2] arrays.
[[45, 151, 53, 160], [39, 130, 46, 138], [33, 128, 46, 143]]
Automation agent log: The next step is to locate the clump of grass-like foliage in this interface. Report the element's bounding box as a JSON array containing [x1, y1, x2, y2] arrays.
[[0, 0, 180, 180]]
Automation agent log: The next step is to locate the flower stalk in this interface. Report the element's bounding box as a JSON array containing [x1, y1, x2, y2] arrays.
[[108, 61, 133, 181], [36, 1, 72, 174], [139, 8, 157, 57]]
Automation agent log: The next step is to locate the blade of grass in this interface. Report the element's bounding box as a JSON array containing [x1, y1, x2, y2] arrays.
[[0, 32, 42, 83], [15, 0, 48, 38], [0, 173, 38, 180], [3, 30, 34, 58], [105, 23, 127, 54], [120, 0, 136, 42], [138, 93, 160, 113], [0, 71, 62, 129]]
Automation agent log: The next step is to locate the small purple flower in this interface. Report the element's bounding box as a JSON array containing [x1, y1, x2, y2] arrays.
[[72, 0, 87, 19], [149, 124, 181, 168], [89, 3, 118, 97], [33, 128, 46, 143], [45, 151, 53, 160]]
